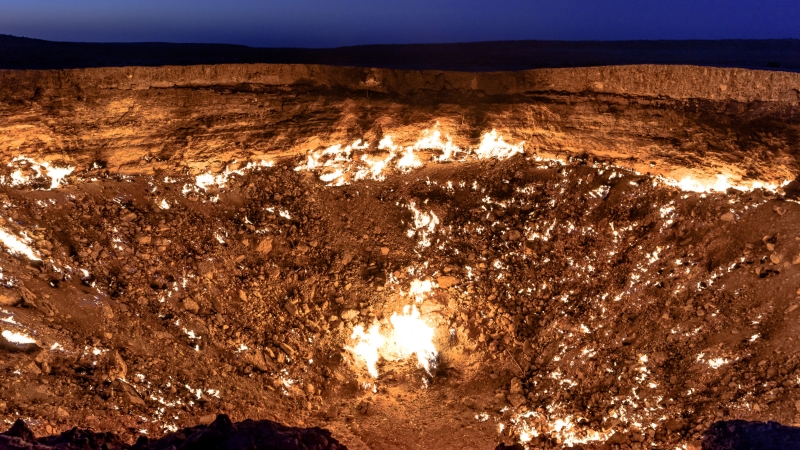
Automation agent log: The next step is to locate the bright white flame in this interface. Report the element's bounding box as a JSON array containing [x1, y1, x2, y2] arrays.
[[396, 147, 422, 172], [408, 203, 439, 248], [348, 305, 438, 378], [708, 358, 729, 369], [408, 279, 434, 302], [389, 305, 438, 374], [349, 321, 385, 378], [2, 329, 36, 344], [191, 160, 274, 192], [0, 227, 40, 260], [512, 411, 610, 447], [661, 174, 789, 193], [293, 128, 524, 185], [474, 130, 524, 160]]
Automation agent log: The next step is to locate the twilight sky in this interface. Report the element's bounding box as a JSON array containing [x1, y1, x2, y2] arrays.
[[2, 0, 799, 48]]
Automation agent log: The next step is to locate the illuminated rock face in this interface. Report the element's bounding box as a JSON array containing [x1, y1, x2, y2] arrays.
[[1, 64, 800, 450], [0, 64, 798, 187]]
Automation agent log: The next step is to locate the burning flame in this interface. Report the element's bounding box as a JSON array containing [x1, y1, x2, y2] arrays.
[[408, 279, 434, 302], [474, 130, 524, 160], [294, 127, 524, 185], [407, 203, 439, 248], [511, 411, 610, 447], [0, 227, 41, 261], [2, 329, 36, 344], [191, 160, 274, 192], [348, 305, 438, 378], [5, 156, 74, 190], [660, 174, 788, 193]]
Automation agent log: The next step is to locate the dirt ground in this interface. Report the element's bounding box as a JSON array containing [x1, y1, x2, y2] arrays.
[[2, 143, 800, 449]]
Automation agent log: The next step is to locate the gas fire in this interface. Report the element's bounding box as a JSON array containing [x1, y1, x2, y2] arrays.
[[348, 304, 438, 378]]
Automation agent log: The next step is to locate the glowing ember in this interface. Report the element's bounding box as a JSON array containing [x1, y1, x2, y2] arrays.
[[348, 305, 438, 378]]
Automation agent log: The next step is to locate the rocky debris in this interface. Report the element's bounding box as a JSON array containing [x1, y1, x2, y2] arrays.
[[702, 420, 800, 450], [0, 101, 797, 449], [0, 415, 346, 450]]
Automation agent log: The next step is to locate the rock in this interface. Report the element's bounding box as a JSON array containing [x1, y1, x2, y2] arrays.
[[257, 238, 273, 255], [137, 235, 152, 245], [198, 413, 217, 425], [793, 255, 800, 265], [340, 310, 358, 321], [19, 287, 37, 308], [238, 290, 248, 301], [285, 301, 299, 316], [437, 275, 459, 289], [305, 383, 315, 396], [108, 350, 127, 380], [720, 212, 734, 221], [774, 205, 787, 216], [0, 290, 22, 307], [509, 377, 523, 395], [56, 406, 70, 418], [770, 253, 782, 264], [117, 380, 146, 406], [121, 212, 137, 222], [606, 432, 629, 444], [786, 304, 799, 314], [3, 419, 35, 440], [279, 343, 295, 357], [795, 400, 800, 414], [183, 298, 200, 314], [244, 351, 270, 372], [665, 418, 687, 432], [325, 405, 341, 419], [506, 393, 526, 408], [380, 247, 390, 255]]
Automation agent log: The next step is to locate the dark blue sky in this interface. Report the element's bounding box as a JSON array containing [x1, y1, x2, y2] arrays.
[[2, 0, 798, 48]]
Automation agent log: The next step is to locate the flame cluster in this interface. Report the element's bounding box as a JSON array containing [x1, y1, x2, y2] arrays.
[[294, 127, 524, 186], [349, 305, 438, 378]]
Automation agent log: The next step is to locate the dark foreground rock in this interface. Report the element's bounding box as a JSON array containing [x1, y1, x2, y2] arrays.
[[0, 415, 346, 450], [702, 420, 800, 450]]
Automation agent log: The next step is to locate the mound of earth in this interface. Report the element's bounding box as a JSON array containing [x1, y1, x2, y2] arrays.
[[0, 414, 345, 449], [0, 63, 800, 449]]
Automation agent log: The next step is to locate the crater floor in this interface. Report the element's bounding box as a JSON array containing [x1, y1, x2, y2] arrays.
[[1, 147, 800, 449]]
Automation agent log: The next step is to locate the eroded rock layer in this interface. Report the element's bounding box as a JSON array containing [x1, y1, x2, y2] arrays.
[[1, 64, 800, 450], [1, 64, 799, 187]]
